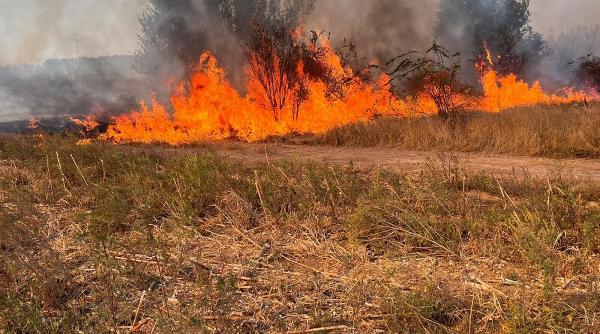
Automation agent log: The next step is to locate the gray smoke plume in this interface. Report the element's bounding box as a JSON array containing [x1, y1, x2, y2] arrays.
[[526, 25, 600, 90], [530, 0, 600, 37], [0, 56, 146, 121], [306, 0, 438, 65]]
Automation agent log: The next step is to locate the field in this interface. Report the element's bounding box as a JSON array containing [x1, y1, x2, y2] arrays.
[[315, 103, 600, 159], [1, 114, 600, 333]]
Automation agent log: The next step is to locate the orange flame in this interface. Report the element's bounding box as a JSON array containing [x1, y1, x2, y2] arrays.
[[483, 42, 494, 66], [104, 48, 406, 145], [101, 44, 598, 145], [479, 69, 597, 112], [70, 115, 100, 132], [28, 117, 40, 130], [475, 47, 597, 111]]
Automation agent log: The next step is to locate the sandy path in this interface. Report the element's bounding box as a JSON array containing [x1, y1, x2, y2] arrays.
[[151, 143, 600, 182]]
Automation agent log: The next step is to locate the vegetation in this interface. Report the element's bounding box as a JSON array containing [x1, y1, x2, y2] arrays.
[[576, 55, 600, 92], [245, 29, 337, 121], [1, 135, 599, 332], [315, 103, 600, 158], [435, 0, 547, 77], [383, 42, 474, 119], [135, 0, 315, 78]]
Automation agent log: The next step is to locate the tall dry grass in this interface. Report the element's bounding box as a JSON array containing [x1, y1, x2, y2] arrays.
[[316, 103, 600, 158]]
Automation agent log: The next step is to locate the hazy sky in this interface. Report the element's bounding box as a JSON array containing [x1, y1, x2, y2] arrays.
[[0, 0, 598, 66], [0, 0, 147, 65]]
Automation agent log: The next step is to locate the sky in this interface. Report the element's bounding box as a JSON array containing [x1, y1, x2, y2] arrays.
[[0, 0, 147, 65], [0, 0, 598, 66]]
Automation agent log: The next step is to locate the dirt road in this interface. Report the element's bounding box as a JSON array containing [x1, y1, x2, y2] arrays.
[[152, 143, 600, 181]]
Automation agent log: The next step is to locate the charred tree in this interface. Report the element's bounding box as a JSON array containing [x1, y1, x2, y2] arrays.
[[245, 26, 336, 121], [384, 42, 474, 119], [436, 0, 547, 78], [575, 55, 600, 93]]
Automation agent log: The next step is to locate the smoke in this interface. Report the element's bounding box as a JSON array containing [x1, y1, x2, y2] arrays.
[[0, 0, 146, 66], [134, 0, 317, 93], [129, 0, 240, 103], [530, 0, 600, 37], [0, 0, 148, 123], [306, 0, 438, 65], [0, 56, 147, 121], [2, 0, 599, 68], [531, 25, 600, 90]]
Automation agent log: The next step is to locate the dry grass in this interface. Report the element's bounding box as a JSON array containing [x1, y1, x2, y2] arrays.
[[1, 135, 600, 333], [315, 103, 600, 158]]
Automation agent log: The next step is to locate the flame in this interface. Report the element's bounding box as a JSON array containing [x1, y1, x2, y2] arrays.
[[483, 41, 494, 66], [98, 43, 598, 145], [70, 115, 100, 132], [476, 47, 597, 112], [104, 47, 406, 145], [76, 139, 93, 146], [28, 117, 40, 130], [479, 69, 597, 112]]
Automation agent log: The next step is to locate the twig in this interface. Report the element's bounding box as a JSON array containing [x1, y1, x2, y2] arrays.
[[281, 255, 345, 280], [100, 159, 106, 181], [496, 178, 517, 209], [254, 170, 269, 221], [70, 153, 89, 186], [131, 291, 146, 333], [264, 147, 271, 168], [45, 154, 53, 193], [55, 152, 72, 196], [323, 179, 339, 224], [287, 325, 348, 333], [149, 321, 157, 334], [130, 319, 149, 333], [231, 221, 262, 249], [468, 289, 475, 334]]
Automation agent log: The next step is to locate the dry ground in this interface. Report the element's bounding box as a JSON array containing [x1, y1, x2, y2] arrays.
[[1, 135, 600, 333], [155, 142, 600, 182]]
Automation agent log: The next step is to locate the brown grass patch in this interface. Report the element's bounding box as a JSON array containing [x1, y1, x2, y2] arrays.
[[315, 103, 600, 158], [1, 136, 599, 333]]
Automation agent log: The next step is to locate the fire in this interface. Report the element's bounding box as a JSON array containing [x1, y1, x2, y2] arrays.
[[483, 41, 494, 66], [479, 70, 596, 112], [70, 115, 100, 132], [97, 43, 598, 145], [104, 48, 405, 144], [477, 47, 598, 112], [28, 117, 40, 130]]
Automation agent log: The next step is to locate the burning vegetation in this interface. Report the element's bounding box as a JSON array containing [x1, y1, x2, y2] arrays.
[[97, 43, 598, 145], [21, 0, 600, 145]]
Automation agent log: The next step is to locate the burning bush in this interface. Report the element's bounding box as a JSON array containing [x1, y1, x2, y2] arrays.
[[436, 0, 547, 78], [385, 42, 474, 119], [575, 55, 600, 92], [245, 28, 342, 121]]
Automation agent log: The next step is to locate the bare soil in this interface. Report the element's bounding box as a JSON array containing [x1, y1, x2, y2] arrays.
[[155, 143, 600, 181]]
